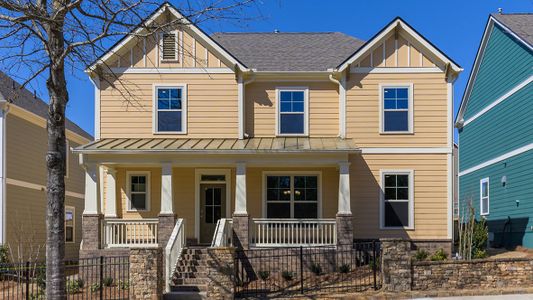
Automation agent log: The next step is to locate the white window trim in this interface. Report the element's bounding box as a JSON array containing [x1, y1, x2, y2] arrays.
[[153, 84, 188, 134], [480, 177, 490, 216], [65, 140, 70, 179], [379, 83, 414, 134], [261, 171, 322, 218], [275, 87, 309, 136], [380, 169, 415, 230], [126, 171, 151, 212], [65, 206, 75, 243], [159, 30, 179, 62]]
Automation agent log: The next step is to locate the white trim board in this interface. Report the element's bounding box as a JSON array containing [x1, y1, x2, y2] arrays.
[[352, 67, 442, 74], [462, 75, 533, 126], [361, 147, 451, 154], [107, 67, 234, 74], [459, 143, 533, 176]]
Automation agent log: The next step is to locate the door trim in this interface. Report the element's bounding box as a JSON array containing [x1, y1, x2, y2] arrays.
[[195, 169, 232, 242]]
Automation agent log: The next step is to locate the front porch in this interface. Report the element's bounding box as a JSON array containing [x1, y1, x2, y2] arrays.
[[76, 138, 358, 252]]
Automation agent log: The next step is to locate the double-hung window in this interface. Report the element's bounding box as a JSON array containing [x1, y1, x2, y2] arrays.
[[265, 174, 319, 218], [381, 170, 414, 229], [155, 86, 186, 133], [381, 85, 413, 133], [480, 178, 489, 216], [128, 172, 150, 211], [277, 88, 307, 135], [65, 206, 75, 243]]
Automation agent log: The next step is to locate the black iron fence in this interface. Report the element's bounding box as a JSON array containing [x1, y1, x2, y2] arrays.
[[234, 241, 381, 298], [0, 256, 129, 299]]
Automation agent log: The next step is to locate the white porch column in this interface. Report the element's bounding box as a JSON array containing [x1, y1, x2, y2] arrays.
[[338, 162, 351, 214], [234, 162, 247, 214], [83, 163, 100, 215], [104, 167, 117, 218], [160, 163, 174, 214]]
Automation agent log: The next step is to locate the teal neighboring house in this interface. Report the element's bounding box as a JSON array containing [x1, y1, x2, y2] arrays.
[[456, 13, 533, 249]]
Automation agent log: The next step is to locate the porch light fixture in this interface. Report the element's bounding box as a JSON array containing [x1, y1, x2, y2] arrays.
[[501, 175, 507, 187]]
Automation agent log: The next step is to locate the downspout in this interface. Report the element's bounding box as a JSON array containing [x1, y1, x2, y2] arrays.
[[0, 101, 10, 245], [87, 73, 101, 140], [329, 72, 346, 139], [241, 71, 255, 139]]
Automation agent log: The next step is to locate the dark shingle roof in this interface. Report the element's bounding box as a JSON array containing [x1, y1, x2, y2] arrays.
[[211, 32, 365, 71], [492, 13, 533, 46], [0, 71, 92, 140]]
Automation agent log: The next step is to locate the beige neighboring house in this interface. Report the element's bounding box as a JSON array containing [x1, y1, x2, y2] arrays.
[[0, 72, 92, 261], [75, 3, 462, 259]]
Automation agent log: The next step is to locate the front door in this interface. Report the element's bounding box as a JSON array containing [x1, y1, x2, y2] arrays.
[[199, 184, 226, 244]]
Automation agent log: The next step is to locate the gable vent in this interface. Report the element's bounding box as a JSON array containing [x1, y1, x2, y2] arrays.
[[162, 32, 177, 60]]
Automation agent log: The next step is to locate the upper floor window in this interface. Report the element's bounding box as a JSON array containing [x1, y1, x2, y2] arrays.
[[277, 88, 308, 136], [160, 31, 178, 61], [381, 85, 413, 133], [154, 85, 187, 133], [480, 178, 489, 216], [381, 170, 414, 229]]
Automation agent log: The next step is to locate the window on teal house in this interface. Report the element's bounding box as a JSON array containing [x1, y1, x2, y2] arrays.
[[480, 178, 489, 215]]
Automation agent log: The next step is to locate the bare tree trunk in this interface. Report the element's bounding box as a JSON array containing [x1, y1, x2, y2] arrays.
[[45, 11, 68, 299]]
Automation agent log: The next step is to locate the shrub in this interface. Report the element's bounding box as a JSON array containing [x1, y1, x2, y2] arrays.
[[75, 278, 85, 288], [66, 279, 81, 294], [118, 280, 130, 290], [473, 249, 488, 259], [430, 249, 448, 261], [258, 270, 270, 280], [338, 264, 350, 273], [413, 249, 430, 261], [29, 290, 45, 300], [0, 245, 9, 264], [472, 219, 488, 254], [35, 269, 46, 290], [102, 277, 114, 287], [281, 271, 294, 281], [90, 283, 100, 292], [309, 263, 322, 276]]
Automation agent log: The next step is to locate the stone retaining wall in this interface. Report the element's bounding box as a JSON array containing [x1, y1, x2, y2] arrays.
[[412, 258, 533, 290]]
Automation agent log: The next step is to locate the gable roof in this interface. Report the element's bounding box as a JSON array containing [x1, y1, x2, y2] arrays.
[[336, 17, 462, 73], [455, 13, 533, 127], [211, 32, 365, 72], [492, 13, 533, 46], [87, 2, 247, 72], [0, 71, 93, 140]]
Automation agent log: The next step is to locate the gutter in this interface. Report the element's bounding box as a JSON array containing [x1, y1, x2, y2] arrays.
[[328, 71, 347, 139]]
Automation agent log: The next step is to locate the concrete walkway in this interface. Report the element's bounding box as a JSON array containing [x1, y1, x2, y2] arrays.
[[414, 295, 533, 300]]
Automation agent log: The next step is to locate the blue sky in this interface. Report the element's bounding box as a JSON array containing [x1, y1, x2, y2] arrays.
[[26, 0, 533, 138]]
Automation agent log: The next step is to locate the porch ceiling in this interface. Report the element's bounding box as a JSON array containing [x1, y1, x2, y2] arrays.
[[74, 137, 359, 154]]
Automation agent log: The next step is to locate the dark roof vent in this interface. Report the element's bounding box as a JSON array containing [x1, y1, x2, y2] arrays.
[[498, 8, 503, 14], [274, 29, 280, 33]]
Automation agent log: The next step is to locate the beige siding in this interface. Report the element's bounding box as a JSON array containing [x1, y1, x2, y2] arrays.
[[351, 153, 448, 240], [358, 33, 437, 68], [6, 114, 86, 193], [99, 73, 239, 138], [346, 72, 448, 147], [5, 186, 83, 261], [245, 81, 339, 137]]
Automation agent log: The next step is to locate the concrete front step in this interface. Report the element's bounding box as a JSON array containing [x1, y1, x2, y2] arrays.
[[174, 266, 208, 273], [169, 284, 208, 292], [163, 291, 207, 300], [173, 278, 209, 285], [173, 271, 209, 279]]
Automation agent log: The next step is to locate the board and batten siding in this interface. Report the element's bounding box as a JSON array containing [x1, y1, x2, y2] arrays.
[[459, 82, 533, 171], [346, 72, 448, 147], [351, 153, 449, 239], [459, 150, 533, 248], [99, 73, 238, 138], [245, 81, 339, 137], [463, 24, 533, 120]]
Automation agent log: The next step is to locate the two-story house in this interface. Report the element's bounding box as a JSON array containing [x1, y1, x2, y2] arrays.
[[456, 13, 532, 249], [75, 3, 461, 259], [0, 71, 92, 261]]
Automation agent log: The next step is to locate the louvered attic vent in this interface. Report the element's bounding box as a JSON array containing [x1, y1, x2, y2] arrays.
[[162, 32, 177, 60]]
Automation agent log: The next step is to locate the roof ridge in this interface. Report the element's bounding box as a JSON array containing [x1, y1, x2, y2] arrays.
[[212, 31, 344, 35], [493, 12, 533, 15]]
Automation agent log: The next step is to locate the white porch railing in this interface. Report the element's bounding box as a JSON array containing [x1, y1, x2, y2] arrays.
[[102, 218, 159, 248], [165, 218, 185, 293], [250, 218, 336, 247], [211, 218, 233, 247]]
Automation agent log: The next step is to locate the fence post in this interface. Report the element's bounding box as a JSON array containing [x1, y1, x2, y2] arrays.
[[372, 241, 377, 290], [99, 256, 104, 300], [299, 246, 304, 294], [25, 261, 29, 300]]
